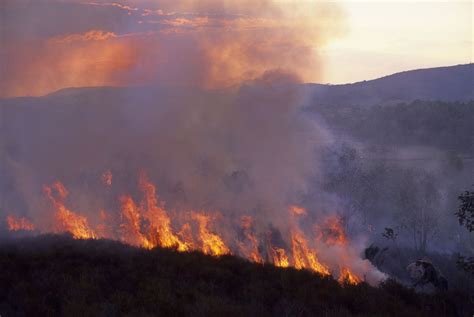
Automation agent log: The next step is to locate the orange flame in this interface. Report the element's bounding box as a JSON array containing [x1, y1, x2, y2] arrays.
[[34, 174, 367, 285], [6, 215, 35, 232], [44, 182, 97, 239], [139, 174, 189, 251], [238, 216, 263, 263], [270, 247, 290, 268], [191, 212, 230, 256], [119, 195, 152, 248], [338, 267, 361, 285], [291, 230, 330, 276], [317, 215, 347, 246]]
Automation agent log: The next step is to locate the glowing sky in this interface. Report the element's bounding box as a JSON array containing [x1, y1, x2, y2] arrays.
[[324, 0, 473, 83], [0, 0, 471, 97]]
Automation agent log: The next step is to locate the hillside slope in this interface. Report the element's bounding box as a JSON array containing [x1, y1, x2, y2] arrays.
[[307, 64, 473, 105], [0, 235, 468, 317]]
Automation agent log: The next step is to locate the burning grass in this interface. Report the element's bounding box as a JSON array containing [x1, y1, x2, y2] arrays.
[[5, 172, 373, 285]]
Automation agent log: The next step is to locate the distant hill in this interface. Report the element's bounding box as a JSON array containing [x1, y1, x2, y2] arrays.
[[0, 234, 465, 316], [306, 64, 474, 106]]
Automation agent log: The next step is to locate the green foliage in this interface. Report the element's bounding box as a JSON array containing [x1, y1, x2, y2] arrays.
[[0, 235, 468, 316]]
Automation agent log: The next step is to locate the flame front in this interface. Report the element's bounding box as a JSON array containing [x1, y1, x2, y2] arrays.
[[43, 182, 97, 239], [6, 174, 367, 285], [192, 212, 230, 256], [338, 267, 361, 285], [270, 247, 290, 268], [238, 216, 263, 263], [291, 230, 330, 276]]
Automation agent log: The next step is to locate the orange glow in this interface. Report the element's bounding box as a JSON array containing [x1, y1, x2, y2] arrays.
[[338, 267, 361, 285], [270, 247, 290, 268], [238, 216, 263, 263], [44, 182, 97, 239], [291, 230, 330, 276], [139, 174, 189, 251], [317, 216, 347, 246], [119, 195, 152, 248], [6, 215, 35, 232], [30, 174, 369, 284], [289, 205, 306, 216], [191, 212, 230, 256]]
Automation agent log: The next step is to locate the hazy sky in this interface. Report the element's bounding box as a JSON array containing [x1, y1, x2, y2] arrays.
[[0, 0, 472, 96], [324, 0, 473, 83]]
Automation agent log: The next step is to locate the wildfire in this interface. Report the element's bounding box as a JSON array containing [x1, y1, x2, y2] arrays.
[[338, 267, 361, 285], [139, 174, 189, 252], [270, 247, 290, 268], [43, 182, 97, 239], [6, 173, 366, 285], [238, 216, 263, 263], [317, 215, 347, 246], [291, 230, 330, 276], [119, 195, 152, 248], [191, 212, 230, 256], [6, 215, 35, 232]]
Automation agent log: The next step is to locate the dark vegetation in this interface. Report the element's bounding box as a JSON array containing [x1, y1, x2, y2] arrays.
[[0, 234, 471, 317], [306, 64, 473, 106], [311, 100, 474, 154]]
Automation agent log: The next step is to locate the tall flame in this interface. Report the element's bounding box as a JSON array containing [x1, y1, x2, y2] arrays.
[[291, 230, 330, 276], [191, 212, 230, 256], [5, 174, 369, 285], [139, 174, 189, 251], [43, 182, 97, 239], [238, 216, 263, 263]]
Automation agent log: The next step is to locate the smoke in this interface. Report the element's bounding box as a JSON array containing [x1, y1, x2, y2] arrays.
[[0, 0, 346, 97], [1, 1, 386, 284]]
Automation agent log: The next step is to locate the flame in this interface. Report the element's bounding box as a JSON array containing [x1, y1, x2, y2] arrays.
[[119, 195, 152, 248], [291, 230, 330, 276], [270, 247, 290, 268], [30, 174, 368, 285], [289, 205, 306, 216], [139, 174, 189, 251], [6, 215, 35, 232], [338, 267, 361, 285], [44, 182, 97, 239], [317, 216, 347, 246], [191, 212, 230, 256], [238, 216, 263, 263]]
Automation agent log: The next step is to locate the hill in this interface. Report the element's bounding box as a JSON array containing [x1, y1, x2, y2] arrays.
[[0, 234, 469, 317], [306, 64, 473, 106]]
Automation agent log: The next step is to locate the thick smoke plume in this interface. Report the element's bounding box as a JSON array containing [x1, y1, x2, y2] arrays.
[[0, 0, 345, 97], [1, 1, 385, 284]]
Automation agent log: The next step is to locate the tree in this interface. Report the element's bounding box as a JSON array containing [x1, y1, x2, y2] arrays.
[[455, 188, 474, 232], [394, 169, 440, 253], [455, 187, 474, 275]]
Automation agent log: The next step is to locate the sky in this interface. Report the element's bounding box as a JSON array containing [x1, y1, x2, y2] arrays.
[[323, 1, 473, 83], [0, 0, 472, 96]]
